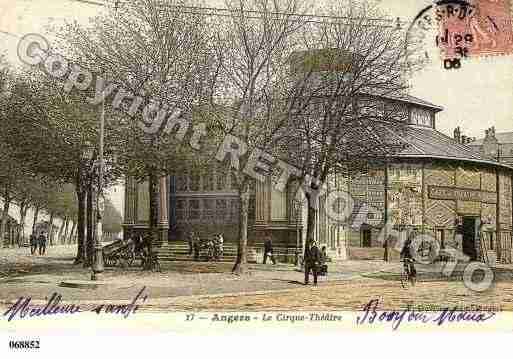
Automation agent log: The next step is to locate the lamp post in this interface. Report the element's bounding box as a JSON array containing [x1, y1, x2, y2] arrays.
[[82, 140, 104, 280], [91, 95, 105, 281]]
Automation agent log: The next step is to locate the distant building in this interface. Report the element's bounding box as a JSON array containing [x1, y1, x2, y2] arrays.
[[2, 215, 21, 247], [467, 127, 513, 166]]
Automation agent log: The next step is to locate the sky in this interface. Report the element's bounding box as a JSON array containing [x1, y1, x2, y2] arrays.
[[1, 0, 513, 219]]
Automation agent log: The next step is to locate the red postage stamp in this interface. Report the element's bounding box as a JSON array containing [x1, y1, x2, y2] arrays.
[[436, 0, 513, 60]]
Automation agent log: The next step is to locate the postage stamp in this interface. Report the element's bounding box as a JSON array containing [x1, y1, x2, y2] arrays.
[[436, 0, 513, 59]]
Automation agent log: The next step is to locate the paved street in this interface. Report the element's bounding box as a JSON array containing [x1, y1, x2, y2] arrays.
[[0, 245, 512, 312]]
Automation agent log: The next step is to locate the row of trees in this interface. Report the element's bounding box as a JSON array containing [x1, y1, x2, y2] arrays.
[[0, 59, 122, 254], [1, 0, 422, 272]]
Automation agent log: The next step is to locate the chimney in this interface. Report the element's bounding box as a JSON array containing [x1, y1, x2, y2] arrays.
[[453, 127, 461, 143]]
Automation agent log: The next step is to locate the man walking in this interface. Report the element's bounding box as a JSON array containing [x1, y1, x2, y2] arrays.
[[193, 233, 201, 261], [29, 233, 37, 255], [304, 241, 320, 285], [188, 231, 195, 255], [263, 235, 276, 265], [38, 232, 47, 256]]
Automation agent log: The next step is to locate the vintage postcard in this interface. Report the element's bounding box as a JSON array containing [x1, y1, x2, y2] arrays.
[[1, 0, 513, 356]]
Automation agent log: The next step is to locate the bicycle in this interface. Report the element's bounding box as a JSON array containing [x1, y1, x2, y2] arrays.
[[400, 258, 417, 288]]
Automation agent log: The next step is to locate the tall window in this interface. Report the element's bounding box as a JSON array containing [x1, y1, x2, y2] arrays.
[[230, 199, 240, 223], [176, 199, 185, 221], [203, 199, 214, 222], [411, 107, 432, 127], [176, 172, 188, 192], [203, 170, 215, 191], [137, 181, 149, 222], [216, 199, 227, 222], [189, 172, 200, 191], [271, 188, 287, 220], [217, 170, 226, 190], [189, 199, 200, 220]]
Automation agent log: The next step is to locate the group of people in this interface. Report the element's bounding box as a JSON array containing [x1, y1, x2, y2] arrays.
[[29, 232, 47, 255], [188, 231, 224, 261]]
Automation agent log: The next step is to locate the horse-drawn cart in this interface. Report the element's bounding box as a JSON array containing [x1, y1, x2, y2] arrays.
[[102, 237, 161, 271], [102, 238, 136, 268]]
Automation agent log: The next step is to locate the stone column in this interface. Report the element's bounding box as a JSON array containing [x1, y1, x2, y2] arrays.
[[159, 176, 169, 226], [123, 176, 136, 240], [158, 176, 169, 243], [124, 176, 134, 224], [169, 175, 177, 232]]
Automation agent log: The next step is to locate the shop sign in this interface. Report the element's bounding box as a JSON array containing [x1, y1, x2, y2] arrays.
[[428, 185, 497, 204]]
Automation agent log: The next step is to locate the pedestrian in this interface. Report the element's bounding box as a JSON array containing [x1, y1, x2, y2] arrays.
[[319, 245, 328, 276], [263, 234, 276, 265], [38, 232, 47, 256], [304, 240, 320, 285], [193, 233, 201, 261], [400, 236, 417, 285], [215, 233, 224, 260], [188, 231, 195, 255], [29, 233, 37, 255]]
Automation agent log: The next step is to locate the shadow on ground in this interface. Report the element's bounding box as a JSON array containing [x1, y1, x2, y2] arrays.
[[363, 267, 513, 282]]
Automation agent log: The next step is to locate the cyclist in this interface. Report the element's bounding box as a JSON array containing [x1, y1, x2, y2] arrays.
[[400, 237, 417, 285]]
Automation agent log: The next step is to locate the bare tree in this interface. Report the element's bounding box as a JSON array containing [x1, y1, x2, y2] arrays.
[[206, 0, 312, 274], [283, 0, 419, 251], [60, 0, 217, 268]]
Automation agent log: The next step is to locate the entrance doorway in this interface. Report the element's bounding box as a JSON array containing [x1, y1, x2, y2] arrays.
[[362, 228, 371, 247], [462, 217, 478, 260]]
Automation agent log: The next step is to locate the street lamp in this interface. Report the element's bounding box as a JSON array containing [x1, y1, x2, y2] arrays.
[[82, 139, 104, 281], [92, 93, 106, 281]]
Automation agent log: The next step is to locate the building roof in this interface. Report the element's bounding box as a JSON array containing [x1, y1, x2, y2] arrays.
[[469, 131, 513, 146], [382, 93, 444, 112], [392, 125, 513, 170]]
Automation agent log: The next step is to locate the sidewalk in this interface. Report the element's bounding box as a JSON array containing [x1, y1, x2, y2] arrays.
[[2, 245, 512, 312], [0, 245, 394, 303]]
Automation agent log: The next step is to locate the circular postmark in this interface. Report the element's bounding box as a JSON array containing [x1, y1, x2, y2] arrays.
[[407, 0, 513, 69]]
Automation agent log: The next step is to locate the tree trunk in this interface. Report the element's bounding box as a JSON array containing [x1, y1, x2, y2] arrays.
[[304, 192, 318, 255], [31, 206, 40, 234], [61, 217, 69, 244], [232, 182, 250, 274], [56, 217, 65, 245], [0, 197, 11, 249], [48, 213, 55, 246], [68, 221, 76, 244], [17, 203, 28, 247], [85, 182, 94, 266], [145, 169, 160, 270], [75, 185, 86, 264]]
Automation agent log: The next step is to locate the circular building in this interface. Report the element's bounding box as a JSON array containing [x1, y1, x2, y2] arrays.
[[123, 94, 513, 264]]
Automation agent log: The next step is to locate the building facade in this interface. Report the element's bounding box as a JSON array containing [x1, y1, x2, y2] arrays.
[[123, 95, 513, 264], [468, 127, 513, 166]]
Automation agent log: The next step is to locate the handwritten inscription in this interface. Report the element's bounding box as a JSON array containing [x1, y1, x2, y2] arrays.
[[3, 287, 148, 322], [428, 185, 497, 204], [356, 299, 496, 330]]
